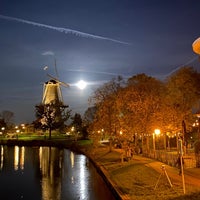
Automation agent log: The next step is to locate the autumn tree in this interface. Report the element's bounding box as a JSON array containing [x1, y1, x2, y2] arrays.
[[164, 67, 200, 146], [89, 76, 124, 151], [165, 66, 200, 165], [116, 73, 165, 152]]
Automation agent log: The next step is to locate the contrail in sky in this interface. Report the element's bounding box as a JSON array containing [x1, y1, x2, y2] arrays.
[[0, 14, 130, 45], [66, 69, 123, 77], [165, 56, 199, 77]]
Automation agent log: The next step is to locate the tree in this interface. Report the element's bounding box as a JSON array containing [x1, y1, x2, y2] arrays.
[[34, 102, 71, 139], [0, 118, 6, 134], [117, 73, 165, 152], [1, 110, 14, 124], [164, 67, 200, 147], [70, 113, 83, 140], [89, 76, 124, 151], [0, 110, 14, 133], [83, 106, 97, 125]]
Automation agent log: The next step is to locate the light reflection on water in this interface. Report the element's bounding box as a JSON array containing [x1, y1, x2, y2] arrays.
[[0, 145, 115, 200], [0, 145, 3, 170]]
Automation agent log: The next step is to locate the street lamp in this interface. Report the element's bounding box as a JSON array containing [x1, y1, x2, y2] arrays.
[[192, 37, 200, 55], [155, 129, 161, 135], [196, 111, 200, 140], [1, 127, 5, 135], [153, 129, 160, 151]]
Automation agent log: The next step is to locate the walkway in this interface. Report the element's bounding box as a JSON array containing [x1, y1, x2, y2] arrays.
[[134, 155, 200, 191]]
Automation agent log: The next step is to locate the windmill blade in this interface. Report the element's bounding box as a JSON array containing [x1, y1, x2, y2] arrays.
[[47, 73, 59, 81], [47, 73, 70, 87], [54, 58, 59, 79], [60, 81, 70, 87]]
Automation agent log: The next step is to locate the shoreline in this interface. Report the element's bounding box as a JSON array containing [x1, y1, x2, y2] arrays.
[[2, 139, 200, 199], [0, 139, 123, 200]]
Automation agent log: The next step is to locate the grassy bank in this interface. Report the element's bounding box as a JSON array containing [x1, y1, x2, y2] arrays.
[[83, 145, 200, 200]]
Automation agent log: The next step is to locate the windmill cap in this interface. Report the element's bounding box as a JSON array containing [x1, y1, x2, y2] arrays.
[[45, 79, 57, 84]]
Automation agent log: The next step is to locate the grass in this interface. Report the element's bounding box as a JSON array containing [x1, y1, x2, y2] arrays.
[[1, 132, 71, 140], [91, 146, 200, 200]]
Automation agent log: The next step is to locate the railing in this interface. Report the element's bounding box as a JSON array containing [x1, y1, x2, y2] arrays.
[[143, 149, 196, 168]]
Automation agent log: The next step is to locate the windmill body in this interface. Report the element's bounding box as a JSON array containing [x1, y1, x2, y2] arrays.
[[42, 79, 63, 105], [42, 61, 69, 105]]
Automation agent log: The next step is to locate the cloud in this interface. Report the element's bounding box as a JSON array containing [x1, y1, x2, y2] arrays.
[[65, 69, 129, 77], [0, 14, 131, 45], [41, 51, 55, 56]]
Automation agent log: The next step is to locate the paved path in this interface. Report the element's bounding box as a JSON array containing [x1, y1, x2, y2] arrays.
[[134, 155, 200, 191]]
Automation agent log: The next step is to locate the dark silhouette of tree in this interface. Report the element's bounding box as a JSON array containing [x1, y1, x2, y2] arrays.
[[71, 113, 83, 134], [34, 102, 71, 139], [83, 106, 97, 125], [0, 110, 14, 133], [0, 118, 6, 134]]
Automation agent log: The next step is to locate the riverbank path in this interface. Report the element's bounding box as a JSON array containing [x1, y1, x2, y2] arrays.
[[134, 155, 200, 191]]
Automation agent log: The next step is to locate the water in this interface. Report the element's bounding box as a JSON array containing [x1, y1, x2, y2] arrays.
[[0, 145, 116, 200]]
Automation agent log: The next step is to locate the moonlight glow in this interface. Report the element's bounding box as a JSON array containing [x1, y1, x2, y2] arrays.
[[76, 80, 87, 90]]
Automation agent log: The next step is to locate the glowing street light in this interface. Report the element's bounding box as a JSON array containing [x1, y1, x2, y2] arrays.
[[195, 111, 200, 140], [192, 37, 200, 55], [1, 127, 5, 135], [153, 129, 160, 151], [155, 129, 161, 135]]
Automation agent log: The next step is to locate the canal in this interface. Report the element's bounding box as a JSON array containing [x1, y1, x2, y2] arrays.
[[0, 145, 116, 200]]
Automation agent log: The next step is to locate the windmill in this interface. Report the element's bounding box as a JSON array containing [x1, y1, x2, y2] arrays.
[[42, 60, 69, 105]]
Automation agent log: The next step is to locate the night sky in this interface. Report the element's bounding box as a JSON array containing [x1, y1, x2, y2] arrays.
[[0, 0, 200, 124]]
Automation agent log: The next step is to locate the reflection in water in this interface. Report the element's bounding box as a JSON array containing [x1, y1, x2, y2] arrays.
[[79, 155, 87, 199], [14, 146, 19, 170], [20, 146, 25, 170], [0, 146, 115, 200], [70, 151, 74, 168], [39, 147, 62, 200], [14, 146, 25, 171], [0, 145, 3, 170]]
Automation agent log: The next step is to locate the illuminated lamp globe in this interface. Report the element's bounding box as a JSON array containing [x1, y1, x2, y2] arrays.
[[192, 37, 200, 55], [154, 129, 160, 135]]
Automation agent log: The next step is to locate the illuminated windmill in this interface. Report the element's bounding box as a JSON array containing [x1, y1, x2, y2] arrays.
[[42, 62, 69, 105]]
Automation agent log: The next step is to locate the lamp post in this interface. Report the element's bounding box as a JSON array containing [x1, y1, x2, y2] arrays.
[[153, 129, 160, 151], [196, 112, 200, 140]]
